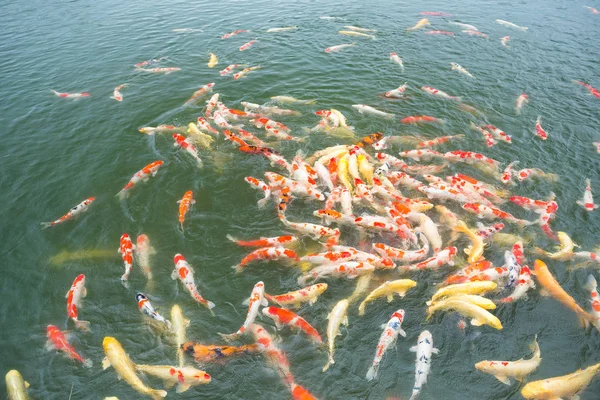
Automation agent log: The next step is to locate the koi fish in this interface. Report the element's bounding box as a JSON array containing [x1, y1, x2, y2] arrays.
[[496, 19, 528, 31], [450, 62, 474, 78], [462, 203, 525, 225], [577, 178, 598, 211], [111, 84, 127, 101], [585, 5, 600, 14], [118, 233, 135, 285], [385, 83, 408, 99], [102, 337, 167, 400], [136, 293, 171, 329], [250, 323, 294, 385], [482, 124, 511, 143], [187, 123, 214, 149], [324, 43, 356, 53], [171, 305, 188, 367], [358, 280, 417, 316], [339, 30, 375, 39], [500, 161, 518, 185], [501, 36, 510, 48], [279, 214, 339, 242], [171, 254, 215, 310], [222, 29, 248, 39], [515, 93, 528, 115], [135, 365, 210, 393], [5, 370, 30, 400], [475, 336, 541, 385], [239, 40, 256, 51], [430, 281, 497, 303], [219, 63, 243, 76], [41, 197, 96, 228], [207, 53, 218, 68], [427, 299, 502, 329], [344, 25, 376, 32], [139, 125, 186, 135], [221, 281, 267, 339], [181, 342, 263, 363], [323, 299, 349, 371], [46, 325, 92, 367], [463, 30, 488, 38], [390, 52, 404, 70], [264, 283, 328, 308], [135, 234, 156, 280], [534, 259, 593, 328], [134, 57, 167, 67], [66, 274, 90, 331], [407, 18, 430, 31], [366, 309, 407, 381], [401, 247, 457, 272], [425, 30, 455, 36], [574, 80, 600, 98], [184, 82, 214, 105], [227, 234, 298, 248], [352, 104, 394, 118], [232, 247, 299, 273], [521, 363, 600, 400], [267, 26, 297, 32], [51, 90, 90, 99], [450, 21, 478, 30], [409, 331, 439, 400], [271, 95, 316, 104], [177, 190, 195, 231], [584, 275, 600, 331], [402, 115, 443, 124], [421, 86, 460, 100], [454, 221, 484, 264], [173, 134, 203, 167], [116, 160, 164, 199], [233, 65, 261, 80], [262, 306, 322, 343], [136, 67, 181, 74], [500, 266, 535, 303]]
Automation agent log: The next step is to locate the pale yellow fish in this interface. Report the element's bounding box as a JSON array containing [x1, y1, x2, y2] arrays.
[[430, 281, 497, 303], [476, 336, 541, 385], [357, 154, 374, 185], [454, 220, 484, 263], [187, 122, 214, 149], [535, 231, 576, 260], [346, 273, 373, 304], [521, 362, 600, 399], [270, 95, 316, 104], [266, 26, 297, 33], [339, 30, 376, 39], [104, 398, 120, 400], [426, 299, 503, 330], [343, 25, 377, 33], [430, 294, 496, 310], [407, 18, 430, 31], [323, 299, 349, 371], [358, 279, 417, 315], [102, 337, 167, 400], [207, 53, 218, 68], [330, 108, 349, 127], [6, 370, 30, 400], [171, 305, 189, 368], [347, 152, 361, 183], [135, 364, 211, 393]]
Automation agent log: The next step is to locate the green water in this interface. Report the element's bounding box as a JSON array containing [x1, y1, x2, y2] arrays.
[[1, 0, 600, 398]]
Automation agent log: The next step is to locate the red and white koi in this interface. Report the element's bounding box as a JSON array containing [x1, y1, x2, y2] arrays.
[[442, 150, 501, 170], [173, 134, 203, 167], [136, 67, 181, 74], [329, 245, 396, 269], [574, 80, 600, 98], [577, 178, 598, 211], [205, 93, 219, 117], [110, 84, 127, 102], [66, 274, 90, 331], [51, 90, 90, 99], [244, 176, 272, 208], [515, 93, 528, 115], [584, 275, 600, 331], [264, 283, 328, 307], [373, 233, 430, 263], [516, 168, 557, 183], [279, 214, 340, 243], [585, 6, 599, 14], [222, 282, 267, 339], [239, 40, 256, 51], [470, 123, 496, 147], [501, 36, 510, 48], [136, 293, 171, 329], [366, 309, 406, 381], [262, 306, 323, 343], [324, 43, 356, 53], [252, 117, 290, 132], [233, 247, 299, 273], [118, 233, 135, 285], [249, 324, 294, 386], [171, 254, 215, 309], [196, 117, 219, 134], [421, 86, 460, 100], [504, 250, 521, 288], [425, 30, 454, 36], [399, 149, 444, 162], [482, 124, 512, 143], [416, 134, 464, 148], [227, 234, 298, 248], [46, 325, 92, 368], [299, 261, 376, 284], [135, 234, 155, 280], [501, 161, 519, 185], [376, 153, 409, 170], [219, 63, 243, 76], [184, 82, 215, 105], [385, 83, 408, 98], [390, 52, 404, 69], [41, 197, 96, 228], [476, 222, 505, 239], [500, 266, 534, 303], [177, 190, 195, 231], [233, 65, 261, 80], [462, 203, 524, 224], [116, 160, 164, 200], [534, 116, 548, 140], [400, 246, 457, 272], [221, 29, 248, 39]]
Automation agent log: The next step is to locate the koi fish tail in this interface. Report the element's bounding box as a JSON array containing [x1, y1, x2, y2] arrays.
[[231, 264, 244, 274], [585, 274, 597, 292], [74, 319, 91, 332], [176, 348, 184, 368], [149, 389, 168, 400], [322, 356, 334, 372], [578, 312, 592, 329], [218, 332, 239, 342], [366, 363, 379, 381], [83, 358, 93, 368], [116, 189, 130, 200], [357, 301, 367, 316], [257, 197, 269, 208], [40, 222, 54, 229]]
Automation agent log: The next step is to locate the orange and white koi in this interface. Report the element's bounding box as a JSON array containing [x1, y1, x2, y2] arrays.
[[239, 40, 256, 51], [177, 191, 195, 231], [279, 213, 340, 243], [134, 235, 155, 280], [134, 365, 210, 393], [329, 245, 396, 269], [173, 133, 203, 167], [221, 29, 248, 39], [262, 306, 322, 343], [51, 90, 90, 99], [366, 309, 406, 381], [291, 383, 318, 400], [416, 134, 464, 148], [196, 117, 219, 134], [227, 234, 297, 248], [46, 325, 92, 368], [516, 168, 557, 183], [402, 115, 443, 124], [110, 84, 127, 102], [118, 233, 135, 285], [136, 67, 180, 74], [265, 283, 328, 307], [244, 176, 271, 208], [184, 82, 215, 105], [399, 149, 444, 162], [298, 261, 376, 284], [425, 30, 454, 36], [534, 116, 548, 140], [390, 52, 404, 69], [462, 203, 523, 224], [233, 65, 261, 80], [501, 36, 510, 48], [443, 151, 501, 169], [116, 160, 164, 200], [252, 117, 290, 132], [136, 293, 171, 329], [515, 93, 528, 115], [482, 124, 512, 143], [220, 63, 243, 76], [300, 249, 354, 265], [221, 282, 267, 339], [400, 246, 457, 272], [41, 197, 96, 228], [66, 274, 90, 331], [584, 275, 600, 331], [171, 254, 215, 310], [265, 172, 324, 201], [577, 178, 598, 211], [383, 82, 408, 99], [470, 123, 496, 147], [204, 93, 219, 117], [463, 30, 488, 38], [250, 324, 294, 385], [421, 86, 460, 100], [233, 247, 299, 273]]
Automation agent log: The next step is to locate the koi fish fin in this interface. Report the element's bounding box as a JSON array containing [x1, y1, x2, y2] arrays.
[[40, 222, 54, 229], [176, 383, 192, 393], [74, 320, 91, 332], [150, 389, 167, 399], [366, 364, 379, 381], [205, 301, 216, 310], [170, 269, 178, 280], [386, 294, 394, 302], [322, 356, 334, 372], [83, 359, 93, 368], [45, 341, 56, 351], [494, 375, 511, 385], [431, 347, 440, 354], [261, 297, 269, 307], [242, 296, 250, 306], [163, 380, 177, 389], [24, 380, 30, 388], [585, 275, 597, 292], [102, 357, 111, 370], [470, 319, 484, 326], [398, 328, 407, 337], [231, 264, 243, 274], [342, 316, 349, 326], [539, 288, 550, 297], [358, 301, 367, 316], [409, 345, 417, 352]]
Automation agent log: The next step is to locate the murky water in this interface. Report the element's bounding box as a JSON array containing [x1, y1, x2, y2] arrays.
[[1, 0, 600, 398]]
